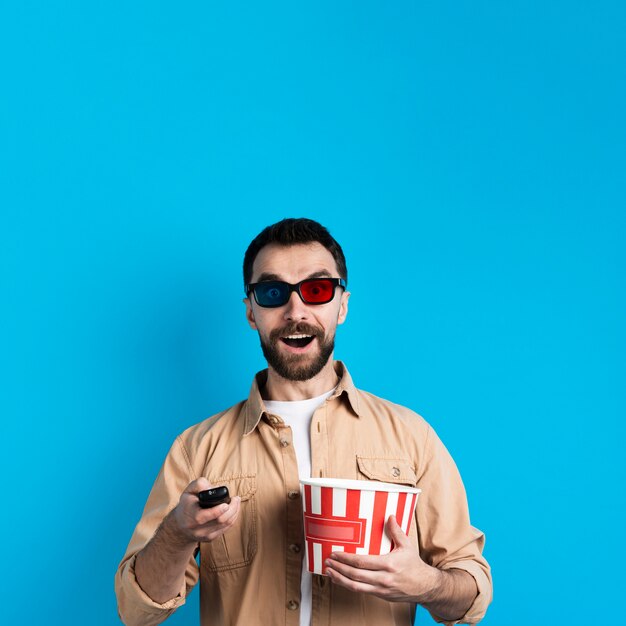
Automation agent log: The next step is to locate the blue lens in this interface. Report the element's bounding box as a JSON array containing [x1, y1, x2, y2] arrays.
[[255, 282, 289, 306]]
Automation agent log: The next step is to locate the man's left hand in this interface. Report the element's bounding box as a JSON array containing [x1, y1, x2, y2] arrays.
[[324, 515, 442, 604]]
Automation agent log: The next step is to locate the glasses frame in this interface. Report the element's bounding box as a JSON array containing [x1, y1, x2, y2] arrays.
[[245, 277, 347, 308]]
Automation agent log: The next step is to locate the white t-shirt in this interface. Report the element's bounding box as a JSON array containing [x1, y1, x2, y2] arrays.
[[264, 388, 335, 626]]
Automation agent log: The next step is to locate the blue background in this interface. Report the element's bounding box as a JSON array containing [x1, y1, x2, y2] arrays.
[[1, 2, 625, 625]]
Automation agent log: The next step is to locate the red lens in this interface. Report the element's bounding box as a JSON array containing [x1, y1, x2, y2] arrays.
[[300, 279, 334, 303]]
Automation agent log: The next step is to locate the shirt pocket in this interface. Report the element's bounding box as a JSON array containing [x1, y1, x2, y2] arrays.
[[200, 474, 257, 572], [356, 455, 418, 487]]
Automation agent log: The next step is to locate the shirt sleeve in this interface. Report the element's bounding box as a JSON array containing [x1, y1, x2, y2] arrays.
[[115, 436, 200, 626], [416, 426, 493, 625]]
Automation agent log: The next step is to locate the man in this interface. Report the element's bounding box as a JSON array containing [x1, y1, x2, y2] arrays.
[[115, 218, 492, 626]]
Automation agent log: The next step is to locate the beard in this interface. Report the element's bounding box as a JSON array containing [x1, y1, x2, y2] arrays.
[[259, 322, 335, 382]]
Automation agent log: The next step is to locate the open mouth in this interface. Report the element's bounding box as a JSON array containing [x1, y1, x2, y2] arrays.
[[280, 334, 315, 348]]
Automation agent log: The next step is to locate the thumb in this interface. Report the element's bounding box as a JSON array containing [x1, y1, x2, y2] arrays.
[[386, 515, 410, 549], [185, 477, 212, 494]]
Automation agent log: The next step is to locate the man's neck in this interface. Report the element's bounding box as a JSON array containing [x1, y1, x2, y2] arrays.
[[263, 360, 339, 402]]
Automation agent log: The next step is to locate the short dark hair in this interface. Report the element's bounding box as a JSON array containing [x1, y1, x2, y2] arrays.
[[243, 218, 348, 288]]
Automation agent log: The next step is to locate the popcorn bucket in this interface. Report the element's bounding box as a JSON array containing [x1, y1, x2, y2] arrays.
[[300, 477, 421, 575]]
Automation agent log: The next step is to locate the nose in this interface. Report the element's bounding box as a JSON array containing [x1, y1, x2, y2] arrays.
[[283, 290, 309, 321]]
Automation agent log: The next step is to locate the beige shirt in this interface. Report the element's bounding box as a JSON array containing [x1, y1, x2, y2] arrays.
[[115, 362, 492, 625]]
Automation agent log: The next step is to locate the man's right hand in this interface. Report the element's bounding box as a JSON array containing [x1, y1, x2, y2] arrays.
[[168, 477, 242, 545], [135, 478, 241, 604]]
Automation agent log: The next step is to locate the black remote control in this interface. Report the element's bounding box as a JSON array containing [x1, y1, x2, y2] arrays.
[[198, 486, 231, 508]]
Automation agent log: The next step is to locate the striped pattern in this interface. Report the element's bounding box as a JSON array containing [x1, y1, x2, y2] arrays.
[[303, 484, 418, 575]]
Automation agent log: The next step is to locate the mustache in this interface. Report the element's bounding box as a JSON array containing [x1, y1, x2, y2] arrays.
[[269, 322, 323, 341]]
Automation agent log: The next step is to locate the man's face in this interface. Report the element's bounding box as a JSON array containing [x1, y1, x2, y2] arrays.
[[244, 242, 350, 382]]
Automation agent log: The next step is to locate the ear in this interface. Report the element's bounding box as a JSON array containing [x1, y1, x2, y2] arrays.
[[243, 297, 258, 330], [337, 290, 350, 325]]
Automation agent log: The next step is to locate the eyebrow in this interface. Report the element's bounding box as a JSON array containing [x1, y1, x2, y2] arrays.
[[254, 269, 333, 283]]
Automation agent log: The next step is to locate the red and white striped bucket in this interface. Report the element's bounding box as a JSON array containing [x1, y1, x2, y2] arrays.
[[300, 478, 421, 575]]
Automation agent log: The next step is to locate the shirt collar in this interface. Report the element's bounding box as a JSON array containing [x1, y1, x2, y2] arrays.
[[242, 360, 361, 436]]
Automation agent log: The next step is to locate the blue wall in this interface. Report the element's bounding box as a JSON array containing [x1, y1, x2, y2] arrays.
[[1, 2, 625, 624]]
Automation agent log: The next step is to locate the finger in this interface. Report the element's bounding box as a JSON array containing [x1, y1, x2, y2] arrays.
[[324, 557, 384, 585], [328, 550, 388, 571], [185, 477, 212, 494], [197, 498, 241, 541], [325, 565, 385, 597], [197, 496, 241, 525], [212, 496, 241, 525], [386, 515, 410, 548]]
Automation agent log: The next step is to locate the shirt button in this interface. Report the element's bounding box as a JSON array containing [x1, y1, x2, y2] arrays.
[[287, 490, 299, 500], [287, 600, 299, 611], [280, 439, 290, 447], [289, 543, 301, 553]]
